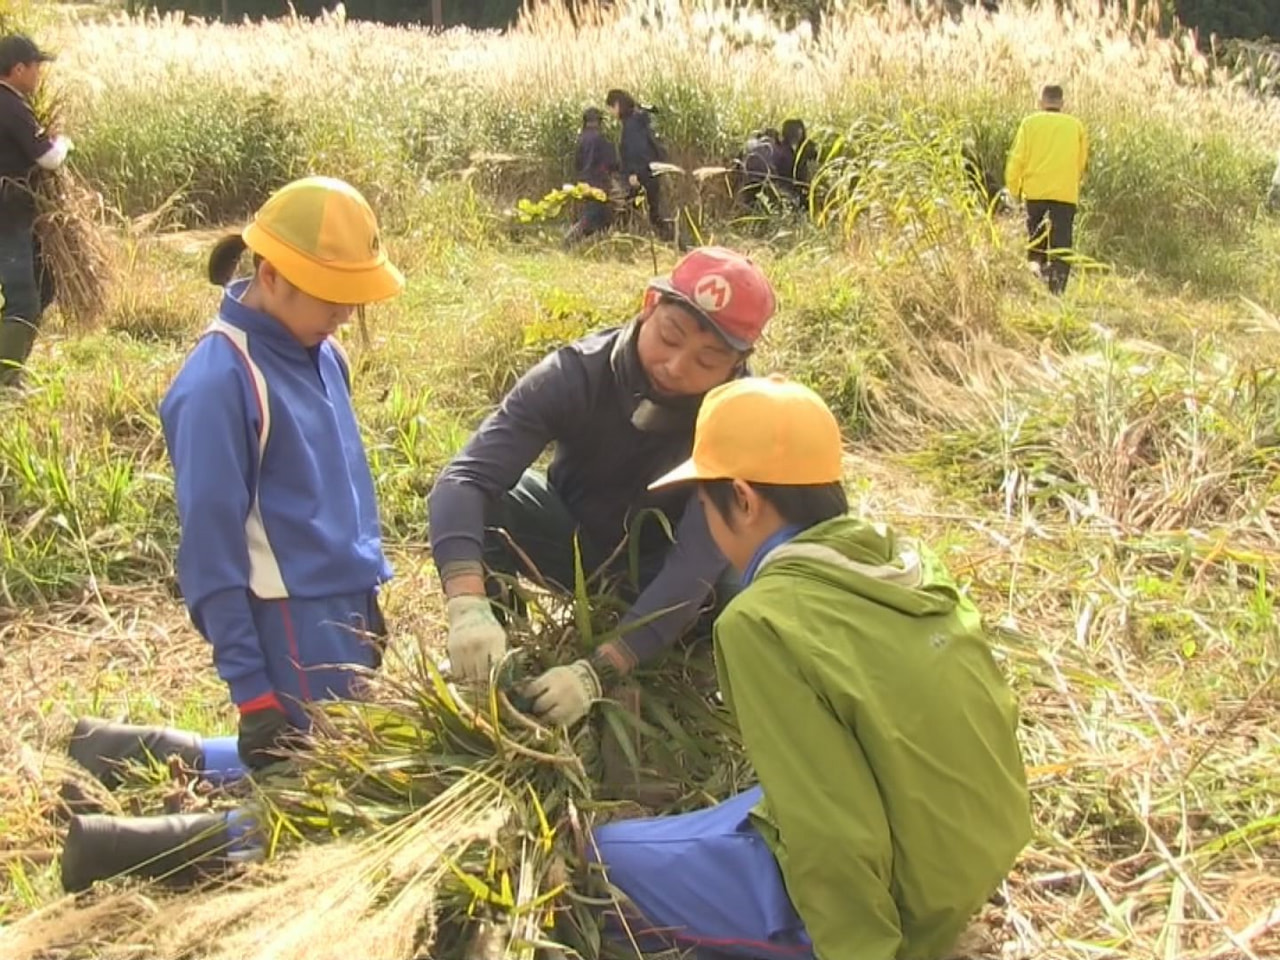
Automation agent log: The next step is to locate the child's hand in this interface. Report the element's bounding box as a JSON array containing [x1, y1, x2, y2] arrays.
[[236, 706, 297, 771]]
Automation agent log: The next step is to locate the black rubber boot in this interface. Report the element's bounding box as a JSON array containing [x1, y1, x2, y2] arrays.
[[60, 812, 231, 893], [67, 717, 205, 790], [0, 319, 37, 389], [60, 718, 206, 816]]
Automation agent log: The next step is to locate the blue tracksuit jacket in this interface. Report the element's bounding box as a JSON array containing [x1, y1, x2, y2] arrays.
[[159, 281, 391, 726]]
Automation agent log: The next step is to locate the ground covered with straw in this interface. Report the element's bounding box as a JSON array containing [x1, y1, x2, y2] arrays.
[[1, 1, 1278, 959]]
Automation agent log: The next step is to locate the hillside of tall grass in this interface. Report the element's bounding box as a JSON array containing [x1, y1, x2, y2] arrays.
[[0, 2, 1278, 959], [27, 0, 1280, 293]]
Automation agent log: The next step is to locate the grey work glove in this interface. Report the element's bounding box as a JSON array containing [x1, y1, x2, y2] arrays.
[[522, 660, 602, 727], [445, 595, 507, 682]]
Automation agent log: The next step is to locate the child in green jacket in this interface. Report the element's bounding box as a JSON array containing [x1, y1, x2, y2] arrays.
[[590, 375, 1031, 960]]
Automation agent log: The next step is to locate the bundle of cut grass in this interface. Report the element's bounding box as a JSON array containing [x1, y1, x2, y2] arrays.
[[1, 537, 748, 960], [253, 548, 750, 958], [30, 85, 113, 331]]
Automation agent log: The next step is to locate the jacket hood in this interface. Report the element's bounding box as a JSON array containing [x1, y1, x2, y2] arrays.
[[756, 515, 960, 617]]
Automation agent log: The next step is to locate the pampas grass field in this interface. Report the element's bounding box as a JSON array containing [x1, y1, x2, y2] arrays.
[[0, 1, 1277, 957]]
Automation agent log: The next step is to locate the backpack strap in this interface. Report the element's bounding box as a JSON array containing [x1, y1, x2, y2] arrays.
[[202, 317, 289, 600]]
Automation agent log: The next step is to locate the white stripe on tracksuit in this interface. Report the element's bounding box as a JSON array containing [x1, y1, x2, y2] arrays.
[[204, 318, 289, 600]]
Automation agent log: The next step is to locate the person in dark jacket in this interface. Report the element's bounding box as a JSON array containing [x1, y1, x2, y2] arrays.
[[429, 247, 777, 728], [606, 88, 672, 241], [0, 33, 71, 388], [775, 118, 816, 205], [737, 128, 780, 208], [736, 119, 814, 213], [565, 106, 618, 247]]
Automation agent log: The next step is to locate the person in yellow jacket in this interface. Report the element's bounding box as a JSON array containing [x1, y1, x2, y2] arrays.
[[1005, 85, 1088, 295]]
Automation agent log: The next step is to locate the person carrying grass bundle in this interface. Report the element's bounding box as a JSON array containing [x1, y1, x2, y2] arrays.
[[57, 176, 404, 894], [0, 33, 71, 388], [1005, 84, 1088, 296], [585, 374, 1032, 960], [429, 247, 776, 728], [606, 87, 673, 241]]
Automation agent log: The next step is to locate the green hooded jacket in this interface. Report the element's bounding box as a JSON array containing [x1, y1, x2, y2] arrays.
[[713, 516, 1031, 960]]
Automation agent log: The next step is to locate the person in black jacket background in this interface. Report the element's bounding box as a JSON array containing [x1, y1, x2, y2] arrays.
[[606, 88, 672, 241], [565, 106, 618, 246], [0, 34, 71, 388], [769, 118, 816, 209]]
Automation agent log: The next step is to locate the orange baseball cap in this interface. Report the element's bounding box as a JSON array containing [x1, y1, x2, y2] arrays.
[[243, 176, 404, 305], [649, 375, 843, 489]]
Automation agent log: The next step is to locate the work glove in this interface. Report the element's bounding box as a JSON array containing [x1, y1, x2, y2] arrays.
[[522, 660, 602, 727], [236, 705, 298, 771], [446, 595, 507, 683]]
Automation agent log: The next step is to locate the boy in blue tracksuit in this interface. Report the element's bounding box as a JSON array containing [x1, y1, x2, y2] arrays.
[[58, 176, 405, 893]]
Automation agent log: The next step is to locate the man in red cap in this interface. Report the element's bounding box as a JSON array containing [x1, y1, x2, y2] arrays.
[[428, 247, 776, 726]]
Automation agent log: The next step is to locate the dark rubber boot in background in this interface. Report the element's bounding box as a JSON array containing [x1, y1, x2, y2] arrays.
[[60, 811, 231, 893], [60, 718, 205, 815], [66, 718, 205, 790]]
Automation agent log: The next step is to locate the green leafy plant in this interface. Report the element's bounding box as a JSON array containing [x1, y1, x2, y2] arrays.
[[511, 183, 609, 226]]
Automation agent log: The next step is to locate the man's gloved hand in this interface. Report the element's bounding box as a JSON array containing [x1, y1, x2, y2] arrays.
[[446, 595, 507, 682], [237, 705, 297, 771], [522, 660, 602, 726]]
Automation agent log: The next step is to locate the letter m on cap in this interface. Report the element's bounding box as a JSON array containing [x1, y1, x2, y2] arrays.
[[694, 274, 732, 313]]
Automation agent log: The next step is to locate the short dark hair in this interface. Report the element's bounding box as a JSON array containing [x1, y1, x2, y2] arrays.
[[1041, 85, 1064, 105], [605, 88, 636, 116], [0, 34, 53, 76], [781, 118, 806, 146], [701, 479, 848, 531]]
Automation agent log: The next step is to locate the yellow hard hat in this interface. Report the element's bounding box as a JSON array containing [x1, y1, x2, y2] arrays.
[[649, 374, 843, 490], [242, 176, 404, 305]]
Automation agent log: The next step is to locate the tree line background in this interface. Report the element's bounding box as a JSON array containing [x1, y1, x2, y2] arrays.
[[129, 1, 1280, 41]]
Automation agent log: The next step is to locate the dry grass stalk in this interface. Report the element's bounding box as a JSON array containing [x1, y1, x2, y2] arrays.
[[25, 81, 114, 332], [33, 166, 114, 332], [0, 773, 510, 960]]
